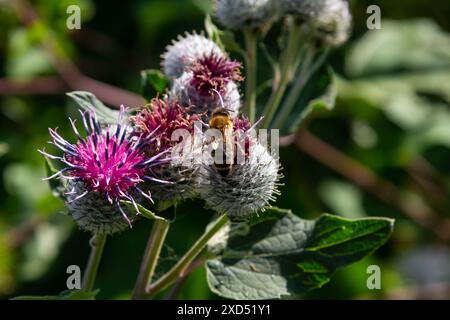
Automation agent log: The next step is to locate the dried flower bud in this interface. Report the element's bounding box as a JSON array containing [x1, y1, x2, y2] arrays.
[[162, 32, 225, 79], [215, 0, 278, 30], [40, 107, 167, 234], [197, 142, 281, 220]]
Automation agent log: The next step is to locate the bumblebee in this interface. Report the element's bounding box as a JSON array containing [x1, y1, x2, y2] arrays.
[[209, 107, 234, 177]]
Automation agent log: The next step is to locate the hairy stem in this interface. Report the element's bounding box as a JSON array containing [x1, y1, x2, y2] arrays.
[[244, 28, 258, 122], [273, 46, 329, 128], [145, 214, 229, 299], [262, 20, 302, 128], [82, 233, 107, 292], [132, 219, 170, 300]]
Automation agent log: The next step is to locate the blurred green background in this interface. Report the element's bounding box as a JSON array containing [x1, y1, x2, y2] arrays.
[[1, 0, 450, 299]]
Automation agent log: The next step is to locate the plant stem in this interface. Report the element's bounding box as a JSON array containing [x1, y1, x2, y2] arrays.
[[272, 46, 321, 128], [144, 214, 229, 299], [132, 219, 170, 300], [82, 233, 107, 292], [243, 28, 258, 122], [262, 20, 302, 128]]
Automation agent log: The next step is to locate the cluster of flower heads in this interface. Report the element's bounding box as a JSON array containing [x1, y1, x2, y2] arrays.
[[163, 32, 281, 219], [215, 0, 352, 46], [42, 33, 281, 234]]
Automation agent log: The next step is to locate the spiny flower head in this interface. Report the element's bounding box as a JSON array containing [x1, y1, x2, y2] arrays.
[[197, 142, 281, 220], [171, 72, 241, 119], [233, 115, 252, 132], [314, 0, 352, 47], [170, 53, 243, 119], [215, 0, 279, 30], [130, 98, 200, 155], [190, 53, 243, 98], [281, 0, 352, 47], [162, 32, 225, 80], [131, 98, 202, 207], [66, 181, 138, 235], [281, 0, 328, 20], [232, 115, 255, 156], [40, 106, 167, 234]]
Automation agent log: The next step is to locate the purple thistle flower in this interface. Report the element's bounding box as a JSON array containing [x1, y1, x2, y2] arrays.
[[131, 99, 202, 208], [40, 106, 167, 234], [233, 115, 252, 132], [231, 115, 263, 157], [190, 53, 243, 98], [130, 98, 200, 155]]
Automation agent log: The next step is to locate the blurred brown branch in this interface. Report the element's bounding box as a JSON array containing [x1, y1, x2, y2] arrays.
[[7, 0, 144, 108], [281, 130, 450, 243], [407, 157, 449, 208], [0, 76, 67, 95]]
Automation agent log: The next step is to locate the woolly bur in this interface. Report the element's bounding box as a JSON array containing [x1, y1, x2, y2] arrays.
[[197, 116, 282, 220], [215, 0, 279, 30], [162, 32, 225, 80]]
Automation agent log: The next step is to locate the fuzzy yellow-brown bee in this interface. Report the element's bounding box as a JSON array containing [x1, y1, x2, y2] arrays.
[[209, 107, 234, 177]]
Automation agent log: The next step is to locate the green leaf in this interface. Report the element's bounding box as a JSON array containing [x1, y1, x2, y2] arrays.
[[66, 91, 119, 125], [44, 157, 66, 201], [279, 66, 336, 135], [204, 14, 222, 47], [339, 19, 450, 154], [245, 207, 291, 226], [121, 201, 169, 222], [140, 69, 170, 98], [206, 212, 394, 300], [12, 289, 99, 300], [6, 28, 53, 79], [220, 30, 245, 55], [0, 142, 9, 158], [346, 19, 450, 77]]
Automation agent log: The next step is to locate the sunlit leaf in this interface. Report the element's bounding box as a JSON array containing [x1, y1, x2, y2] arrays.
[[207, 211, 394, 299]]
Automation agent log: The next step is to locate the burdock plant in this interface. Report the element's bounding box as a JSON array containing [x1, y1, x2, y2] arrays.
[[29, 0, 394, 300]]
